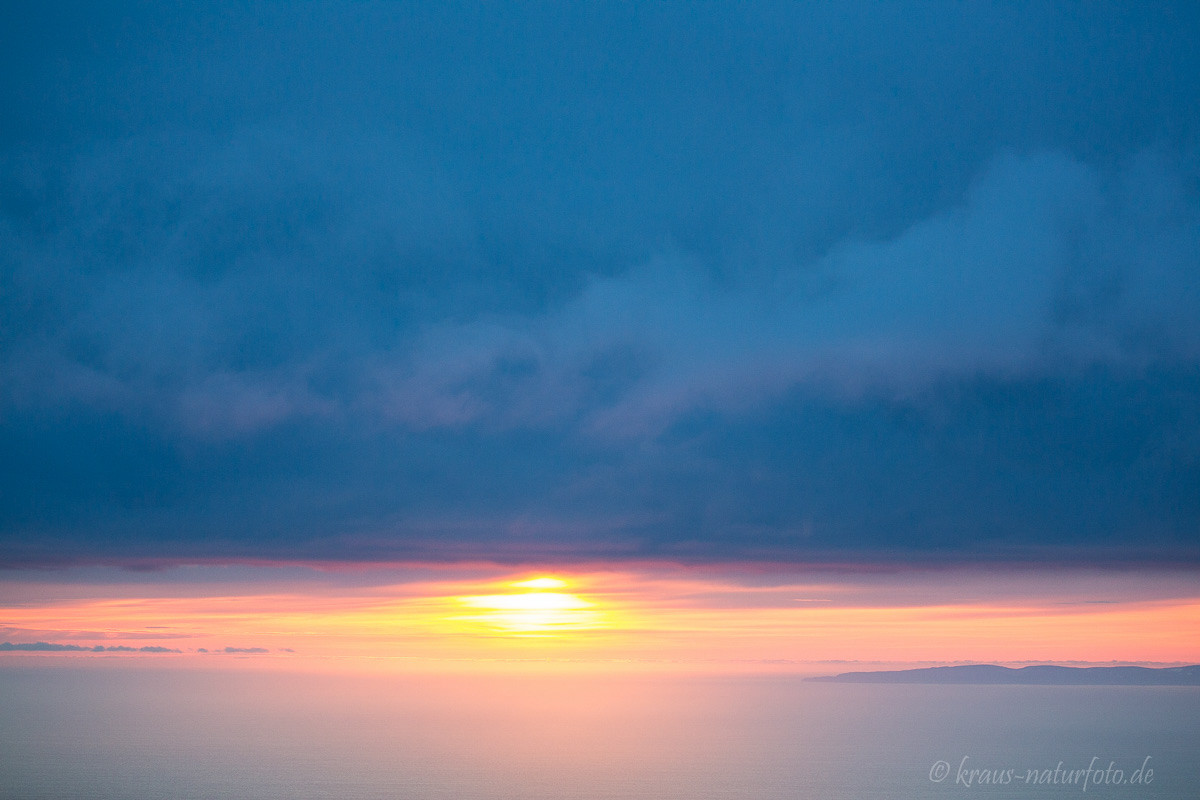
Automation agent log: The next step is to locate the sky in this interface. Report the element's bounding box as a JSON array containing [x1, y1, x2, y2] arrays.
[[2, 564, 1198, 670], [0, 2, 1198, 669]]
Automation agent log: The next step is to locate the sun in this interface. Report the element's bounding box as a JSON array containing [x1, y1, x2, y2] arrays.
[[509, 577, 569, 590], [455, 576, 604, 635]]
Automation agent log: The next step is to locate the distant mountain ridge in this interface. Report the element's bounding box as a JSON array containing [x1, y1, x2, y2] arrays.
[[807, 664, 1200, 685]]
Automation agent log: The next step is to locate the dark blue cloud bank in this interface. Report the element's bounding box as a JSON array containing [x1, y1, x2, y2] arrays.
[[2, 2, 1198, 566]]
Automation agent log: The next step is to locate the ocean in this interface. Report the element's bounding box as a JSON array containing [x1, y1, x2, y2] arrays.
[[2, 666, 1197, 799]]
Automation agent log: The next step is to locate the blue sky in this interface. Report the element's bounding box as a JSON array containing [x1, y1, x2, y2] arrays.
[[1, 1, 1198, 566]]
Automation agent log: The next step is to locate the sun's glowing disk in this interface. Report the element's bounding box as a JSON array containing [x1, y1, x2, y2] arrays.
[[456, 588, 603, 635], [510, 577, 569, 590]]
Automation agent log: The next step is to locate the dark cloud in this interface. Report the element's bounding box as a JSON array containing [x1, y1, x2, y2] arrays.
[[2, 2, 1198, 566]]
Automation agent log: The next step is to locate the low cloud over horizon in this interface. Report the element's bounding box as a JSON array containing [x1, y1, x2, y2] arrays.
[[2, 2, 1198, 568], [0, 641, 181, 653]]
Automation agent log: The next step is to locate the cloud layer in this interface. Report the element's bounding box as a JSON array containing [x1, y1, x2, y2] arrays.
[[2, 3, 1198, 565]]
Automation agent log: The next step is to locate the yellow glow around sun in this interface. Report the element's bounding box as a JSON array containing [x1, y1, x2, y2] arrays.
[[454, 576, 605, 635]]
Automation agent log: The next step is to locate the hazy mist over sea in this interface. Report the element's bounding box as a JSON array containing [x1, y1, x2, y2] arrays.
[[2, 667, 1197, 800]]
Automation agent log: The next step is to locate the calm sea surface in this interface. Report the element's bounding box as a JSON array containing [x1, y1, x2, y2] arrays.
[[1, 666, 1197, 799]]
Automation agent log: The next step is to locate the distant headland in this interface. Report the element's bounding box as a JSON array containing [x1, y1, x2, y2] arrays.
[[807, 664, 1200, 685]]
